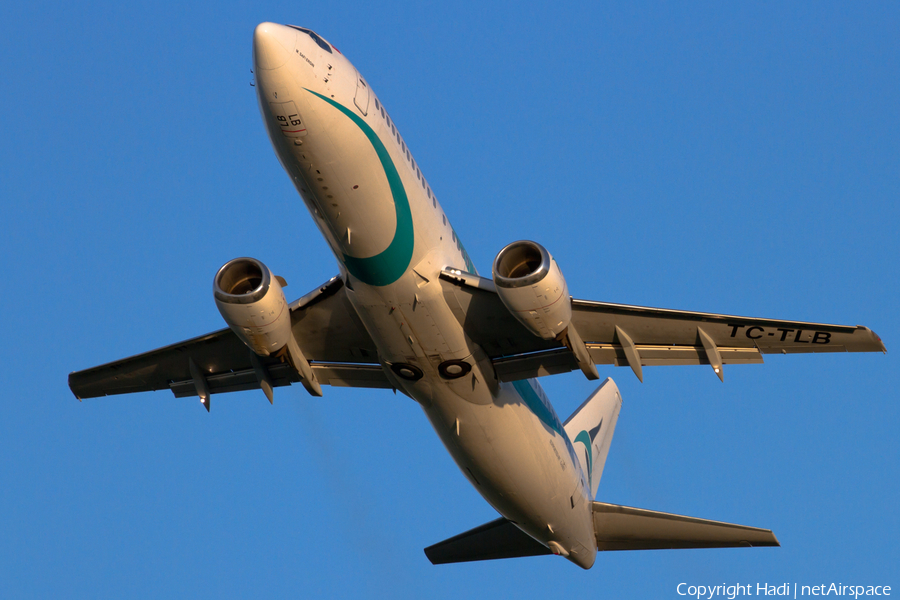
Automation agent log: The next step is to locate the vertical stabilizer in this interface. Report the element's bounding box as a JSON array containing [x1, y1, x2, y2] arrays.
[[564, 378, 622, 499]]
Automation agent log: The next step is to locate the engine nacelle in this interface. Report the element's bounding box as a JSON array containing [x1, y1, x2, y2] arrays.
[[214, 257, 291, 356], [492, 240, 571, 340]]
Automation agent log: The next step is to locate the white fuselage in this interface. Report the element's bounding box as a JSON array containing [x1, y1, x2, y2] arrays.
[[252, 22, 596, 568]]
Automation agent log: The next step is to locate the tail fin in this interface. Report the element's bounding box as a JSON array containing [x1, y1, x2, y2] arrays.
[[564, 377, 622, 500]]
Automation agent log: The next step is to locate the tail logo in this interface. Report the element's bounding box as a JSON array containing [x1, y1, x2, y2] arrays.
[[574, 418, 603, 492]]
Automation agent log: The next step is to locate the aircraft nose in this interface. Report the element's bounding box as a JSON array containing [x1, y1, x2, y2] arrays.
[[253, 22, 296, 70]]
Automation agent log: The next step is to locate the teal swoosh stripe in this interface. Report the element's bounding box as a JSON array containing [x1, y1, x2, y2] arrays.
[[304, 89, 414, 286], [512, 380, 563, 436]]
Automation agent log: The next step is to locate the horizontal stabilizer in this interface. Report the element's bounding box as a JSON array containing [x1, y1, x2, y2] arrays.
[[424, 517, 550, 565], [592, 502, 779, 551]]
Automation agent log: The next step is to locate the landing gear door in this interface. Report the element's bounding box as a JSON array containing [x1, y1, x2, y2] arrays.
[[354, 73, 370, 116]]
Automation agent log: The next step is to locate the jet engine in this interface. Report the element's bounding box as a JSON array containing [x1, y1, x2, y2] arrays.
[[214, 257, 291, 356], [492, 240, 571, 340]]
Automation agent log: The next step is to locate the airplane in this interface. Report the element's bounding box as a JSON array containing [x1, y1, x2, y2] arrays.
[[68, 22, 887, 570]]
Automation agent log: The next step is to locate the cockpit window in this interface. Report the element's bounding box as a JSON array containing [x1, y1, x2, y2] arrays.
[[287, 25, 333, 53]]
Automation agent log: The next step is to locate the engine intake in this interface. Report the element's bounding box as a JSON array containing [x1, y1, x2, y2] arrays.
[[214, 257, 291, 356], [492, 241, 571, 340]]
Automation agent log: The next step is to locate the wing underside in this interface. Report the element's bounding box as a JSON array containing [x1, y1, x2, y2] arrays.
[[68, 276, 390, 401], [439, 269, 885, 382], [70, 268, 886, 401]]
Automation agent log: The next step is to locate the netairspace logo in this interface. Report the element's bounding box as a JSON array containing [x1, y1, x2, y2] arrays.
[[676, 583, 891, 600]]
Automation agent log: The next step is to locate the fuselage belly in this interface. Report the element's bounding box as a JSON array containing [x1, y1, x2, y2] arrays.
[[252, 23, 595, 568]]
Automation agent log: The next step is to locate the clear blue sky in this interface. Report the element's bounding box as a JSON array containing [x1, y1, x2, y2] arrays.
[[2, 1, 897, 598]]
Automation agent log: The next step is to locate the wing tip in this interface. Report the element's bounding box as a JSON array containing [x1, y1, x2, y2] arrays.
[[67, 372, 83, 401], [423, 546, 440, 565], [860, 326, 887, 353], [747, 529, 780, 548]]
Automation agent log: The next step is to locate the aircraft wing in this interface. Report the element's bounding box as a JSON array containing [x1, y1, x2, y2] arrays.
[[439, 269, 886, 382], [68, 276, 391, 402]]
